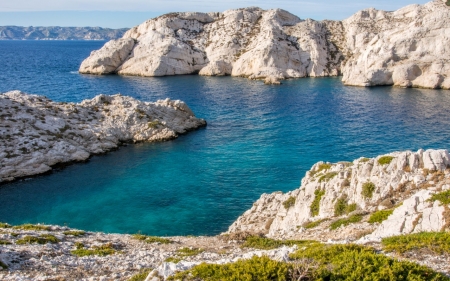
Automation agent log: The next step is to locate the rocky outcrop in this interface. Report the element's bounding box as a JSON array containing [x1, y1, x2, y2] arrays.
[[228, 149, 450, 241], [79, 0, 450, 89], [0, 91, 206, 183]]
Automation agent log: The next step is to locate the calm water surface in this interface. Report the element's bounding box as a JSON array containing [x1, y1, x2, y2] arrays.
[[0, 41, 449, 235]]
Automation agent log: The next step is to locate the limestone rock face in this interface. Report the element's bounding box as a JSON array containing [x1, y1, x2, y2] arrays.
[[79, 38, 135, 74], [228, 149, 450, 241], [79, 1, 450, 89], [0, 91, 206, 183], [341, 0, 450, 89]]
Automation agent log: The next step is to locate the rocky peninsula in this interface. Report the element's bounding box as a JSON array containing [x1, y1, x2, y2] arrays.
[[1, 150, 450, 280], [79, 0, 450, 89], [0, 91, 206, 183]]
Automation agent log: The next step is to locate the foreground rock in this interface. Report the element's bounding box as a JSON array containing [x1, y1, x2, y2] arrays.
[[79, 0, 450, 89], [229, 149, 450, 242], [0, 91, 206, 183]]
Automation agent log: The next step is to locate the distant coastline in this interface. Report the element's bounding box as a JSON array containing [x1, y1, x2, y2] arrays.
[[0, 26, 127, 40]]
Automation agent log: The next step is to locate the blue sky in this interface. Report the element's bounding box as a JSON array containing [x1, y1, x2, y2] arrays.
[[0, 0, 430, 28]]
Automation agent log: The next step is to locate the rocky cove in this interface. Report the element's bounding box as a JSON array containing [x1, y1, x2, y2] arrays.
[[79, 0, 450, 89]]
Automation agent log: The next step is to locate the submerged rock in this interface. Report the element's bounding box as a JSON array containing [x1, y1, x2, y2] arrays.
[[79, 0, 450, 90], [0, 91, 206, 183]]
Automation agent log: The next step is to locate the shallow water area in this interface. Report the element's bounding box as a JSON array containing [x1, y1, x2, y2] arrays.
[[0, 41, 449, 236]]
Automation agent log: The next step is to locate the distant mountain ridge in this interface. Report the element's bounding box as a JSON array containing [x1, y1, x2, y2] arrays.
[[0, 26, 128, 40]]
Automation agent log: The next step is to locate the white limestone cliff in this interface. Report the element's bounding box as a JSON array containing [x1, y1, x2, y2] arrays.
[[228, 149, 450, 242], [79, 0, 450, 89], [0, 91, 206, 183]]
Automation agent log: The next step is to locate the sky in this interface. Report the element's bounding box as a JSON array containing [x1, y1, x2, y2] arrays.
[[0, 0, 431, 28]]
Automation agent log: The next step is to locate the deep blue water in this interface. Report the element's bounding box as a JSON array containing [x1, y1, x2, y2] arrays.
[[0, 40, 449, 236]]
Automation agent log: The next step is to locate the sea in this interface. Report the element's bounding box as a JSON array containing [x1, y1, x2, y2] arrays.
[[0, 40, 449, 236]]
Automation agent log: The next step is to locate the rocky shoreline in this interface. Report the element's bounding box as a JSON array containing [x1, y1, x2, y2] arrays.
[[79, 0, 450, 89], [0, 91, 206, 183]]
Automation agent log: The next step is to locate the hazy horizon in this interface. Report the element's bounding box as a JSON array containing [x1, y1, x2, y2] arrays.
[[0, 0, 431, 28]]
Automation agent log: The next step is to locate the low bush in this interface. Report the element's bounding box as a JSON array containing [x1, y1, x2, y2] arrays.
[[132, 234, 172, 244], [71, 243, 116, 257], [378, 156, 394, 165], [368, 209, 394, 224], [318, 172, 338, 183], [382, 232, 450, 255], [428, 190, 450, 205], [63, 230, 86, 237], [176, 247, 204, 257], [282, 196, 296, 209], [0, 222, 11, 228], [16, 234, 59, 245], [165, 257, 182, 263], [128, 268, 153, 281], [168, 255, 289, 281], [0, 239, 11, 245], [330, 215, 363, 230], [334, 198, 357, 216], [362, 181, 376, 199], [360, 157, 370, 163], [310, 189, 325, 217], [13, 224, 50, 231], [242, 236, 315, 250], [290, 243, 448, 281], [303, 219, 329, 229]]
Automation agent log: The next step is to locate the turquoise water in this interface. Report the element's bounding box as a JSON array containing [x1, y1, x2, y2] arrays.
[[0, 41, 450, 235]]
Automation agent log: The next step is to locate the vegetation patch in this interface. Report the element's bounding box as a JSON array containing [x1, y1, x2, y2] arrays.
[[282, 196, 296, 209], [378, 156, 394, 165], [71, 243, 116, 257], [368, 209, 394, 224], [63, 230, 86, 237], [16, 234, 59, 245], [165, 257, 182, 263], [176, 247, 204, 257], [310, 189, 326, 217], [289, 243, 448, 281], [128, 268, 153, 281], [13, 224, 50, 231], [242, 236, 316, 250], [132, 234, 172, 244], [0, 222, 11, 228], [318, 172, 338, 183], [310, 163, 331, 176], [168, 255, 289, 281], [428, 190, 450, 205], [0, 260, 7, 270], [303, 219, 329, 229], [0, 239, 11, 245], [362, 181, 376, 199], [446, 0, 450, 6], [334, 198, 357, 216], [330, 215, 363, 230], [360, 157, 370, 163], [382, 232, 450, 255]]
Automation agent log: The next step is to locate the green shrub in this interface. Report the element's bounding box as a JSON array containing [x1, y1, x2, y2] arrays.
[[71, 243, 116, 257], [334, 198, 347, 216], [0, 240, 11, 245], [282, 196, 296, 209], [132, 234, 172, 244], [318, 172, 338, 183], [165, 257, 182, 263], [310, 163, 332, 176], [74, 242, 84, 249], [16, 234, 59, 245], [310, 189, 325, 217], [290, 243, 448, 281], [0, 222, 11, 228], [446, 0, 450, 6], [168, 255, 289, 281], [303, 219, 329, 229], [330, 215, 362, 230], [382, 232, 450, 255], [13, 224, 50, 231], [378, 156, 394, 165], [177, 247, 204, 257], [362, 182, 376, 199], [369, 209, 394, 224], [63, 230, 86, 237], [128, 268, 153, 281], [360, 158, 370, 163], [242, 236, 315, 250], [428, 190, 450, 205], [346, 203, 357, 213]]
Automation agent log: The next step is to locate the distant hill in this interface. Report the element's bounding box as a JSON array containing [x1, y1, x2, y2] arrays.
[[0, 26, 128, 40]]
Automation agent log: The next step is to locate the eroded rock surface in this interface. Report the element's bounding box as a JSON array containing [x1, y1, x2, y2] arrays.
[[79, 0, 450, 89], [228, 149, 450, 241], [0, 91, 206, 183]]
